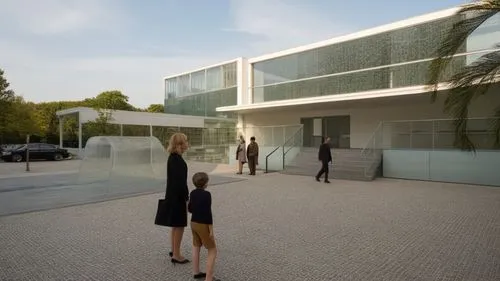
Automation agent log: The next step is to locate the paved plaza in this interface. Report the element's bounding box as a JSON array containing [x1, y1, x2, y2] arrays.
[[0, 160, 244, 216], [1, 167, 499, 281]]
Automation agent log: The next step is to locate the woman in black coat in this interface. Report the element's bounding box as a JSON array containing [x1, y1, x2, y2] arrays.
[[165, 133, 190, 264]]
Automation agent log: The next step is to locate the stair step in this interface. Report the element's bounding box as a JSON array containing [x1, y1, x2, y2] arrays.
[[281, 148, 381, 182]]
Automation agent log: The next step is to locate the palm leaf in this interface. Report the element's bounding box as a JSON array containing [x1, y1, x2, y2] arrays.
[[427, 8, 498, 101], [426, 0, 500, 151], [441, 50, 500, 151], [493, 106, 500, 148]]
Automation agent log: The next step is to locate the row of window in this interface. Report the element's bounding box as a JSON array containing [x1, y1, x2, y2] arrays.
[[252, 13, 500, 87], [165, 87, 237, 118], [165, 62, 237, 98], [253, 56, 466, 103]]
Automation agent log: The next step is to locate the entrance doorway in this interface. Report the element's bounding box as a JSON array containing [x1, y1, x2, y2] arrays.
[[301, 116, 351, 148]]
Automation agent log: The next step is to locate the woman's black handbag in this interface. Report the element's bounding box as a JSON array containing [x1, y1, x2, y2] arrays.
[[154, 198, 169, 226]]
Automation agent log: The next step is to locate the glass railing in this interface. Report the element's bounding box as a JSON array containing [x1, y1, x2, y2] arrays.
[[251, 51, 498, 103], [264, 125, 303, 173], [380, 117, 500, 150], [283, 125, 304, 169], [238, 124, 303, 147], [361, 117, 500, 178], [265, 145, 284, 173], [361, 123, 384, 178]]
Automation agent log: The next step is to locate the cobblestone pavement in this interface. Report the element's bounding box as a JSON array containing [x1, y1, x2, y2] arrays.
[[0, 174, 499, 281]]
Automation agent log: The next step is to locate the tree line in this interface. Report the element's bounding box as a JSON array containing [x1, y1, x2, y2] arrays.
[[0, 68, 165, 145]]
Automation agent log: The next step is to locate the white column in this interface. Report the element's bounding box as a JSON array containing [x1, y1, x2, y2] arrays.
[[78, 113, 83, 157], [149, 124, 153, 165], [237, 58, 249, 105], [59, 117, 63, 148]]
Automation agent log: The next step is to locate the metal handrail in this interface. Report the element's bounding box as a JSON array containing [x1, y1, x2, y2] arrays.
[[361, 122, 382, 157], [265, 125, 304, 173], [265, 146, 281, 173], [282, 126, 304, 169], [283, 126, 303, 155]]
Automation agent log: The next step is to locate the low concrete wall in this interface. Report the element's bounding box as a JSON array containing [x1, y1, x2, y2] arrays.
[[383, 149, 500, 186]]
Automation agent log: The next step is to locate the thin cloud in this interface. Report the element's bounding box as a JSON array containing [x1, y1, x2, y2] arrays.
[[1, 46, 228, 107], [226, 0, 354, 55], [0, 0, 357, 108], [0, 0, 124, 35]]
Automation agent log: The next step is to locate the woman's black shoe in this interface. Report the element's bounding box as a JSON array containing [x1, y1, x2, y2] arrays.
[[168, 251, 173, 257], [171, 258, 190, 265], [193, 272, 206, 279]]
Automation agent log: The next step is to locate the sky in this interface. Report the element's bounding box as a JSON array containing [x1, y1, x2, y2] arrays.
[[0, 0, 469, 108]]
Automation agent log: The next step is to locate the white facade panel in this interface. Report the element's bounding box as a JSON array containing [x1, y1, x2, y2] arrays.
[[238, 91, 499, 148]]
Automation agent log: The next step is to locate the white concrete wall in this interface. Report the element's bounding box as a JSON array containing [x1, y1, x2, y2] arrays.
[[239, 92, 499, 148], [237, 58, 249, 106]]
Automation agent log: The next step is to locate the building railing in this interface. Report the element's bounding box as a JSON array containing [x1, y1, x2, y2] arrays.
[[282, 125, 304, 169], [265, 146, 282, 173], [238, 124, 303, 147], [361, 117, 500, 178], [265, 125, 303, 173], [380, 117, 500, 150], [360, 123, 384, 178]]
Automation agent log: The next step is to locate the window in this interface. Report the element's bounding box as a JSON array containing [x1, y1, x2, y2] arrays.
[[206, 66, 222, 90], [191, 71, 205, 93], [40, 144, 55, 150]]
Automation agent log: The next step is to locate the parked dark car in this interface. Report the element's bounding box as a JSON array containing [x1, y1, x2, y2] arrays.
[[1, 143, 71, 162]]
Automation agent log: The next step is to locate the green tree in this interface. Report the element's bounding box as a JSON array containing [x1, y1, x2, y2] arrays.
[[0, 69, 16, 143], [427, 0, 500, 151], [146, 103, 165, 113], [33, 101, 86, 144], [84, 90, 137, 111], [1, 97, 39, 144], [0, 69, 14, 103]]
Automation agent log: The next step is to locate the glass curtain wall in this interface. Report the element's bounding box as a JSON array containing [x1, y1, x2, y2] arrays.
[[165, 62, 238, 118], [252, 12, 500, 103]]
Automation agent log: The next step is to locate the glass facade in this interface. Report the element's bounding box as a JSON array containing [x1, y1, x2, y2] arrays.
[[165, 62, 238, 118], [252, 13, 500, 103]]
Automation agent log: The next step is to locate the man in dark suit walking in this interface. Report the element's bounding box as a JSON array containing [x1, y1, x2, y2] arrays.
[[316, 136, 332, 183]]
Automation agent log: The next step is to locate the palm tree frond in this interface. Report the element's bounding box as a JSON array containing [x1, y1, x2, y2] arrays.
[[493, 106, 500, 148], [448, 50, 500, 92], [459, 0, 500, 13], [427, 7, 498, 102]]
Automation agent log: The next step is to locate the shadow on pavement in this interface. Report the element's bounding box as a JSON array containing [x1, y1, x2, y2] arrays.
[[0, 172, 245, 217]]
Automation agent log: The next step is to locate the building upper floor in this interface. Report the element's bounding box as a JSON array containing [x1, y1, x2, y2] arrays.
[[163, 6, 500, 115], [163, 58, 247, 118]]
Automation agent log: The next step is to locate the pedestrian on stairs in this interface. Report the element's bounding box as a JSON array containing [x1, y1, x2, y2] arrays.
[[315, 136, 332, 183]]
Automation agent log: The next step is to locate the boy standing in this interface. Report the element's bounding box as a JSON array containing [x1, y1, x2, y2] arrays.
[[188, 172, 220, 281]]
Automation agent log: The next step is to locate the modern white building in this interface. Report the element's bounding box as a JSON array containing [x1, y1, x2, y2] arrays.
[[163, 6, 500, 186]]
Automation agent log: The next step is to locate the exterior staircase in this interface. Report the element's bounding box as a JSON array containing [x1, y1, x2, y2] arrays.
[[281, 147, 381, 181]]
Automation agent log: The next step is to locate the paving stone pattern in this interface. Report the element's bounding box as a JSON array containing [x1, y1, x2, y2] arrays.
[[0, 175, 499, 281]]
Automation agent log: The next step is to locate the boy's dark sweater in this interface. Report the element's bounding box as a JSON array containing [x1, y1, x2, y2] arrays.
[[188, 189, 213, 225]]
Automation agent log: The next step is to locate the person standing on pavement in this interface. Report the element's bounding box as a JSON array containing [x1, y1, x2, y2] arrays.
[[246, 137, 259, 176], [164, 133, 191, 264], [236, 135, 247, 175], [315, 136, 332, 183]]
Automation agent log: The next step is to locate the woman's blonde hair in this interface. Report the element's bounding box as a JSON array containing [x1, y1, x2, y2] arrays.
[[167, 133, 188, 154]]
